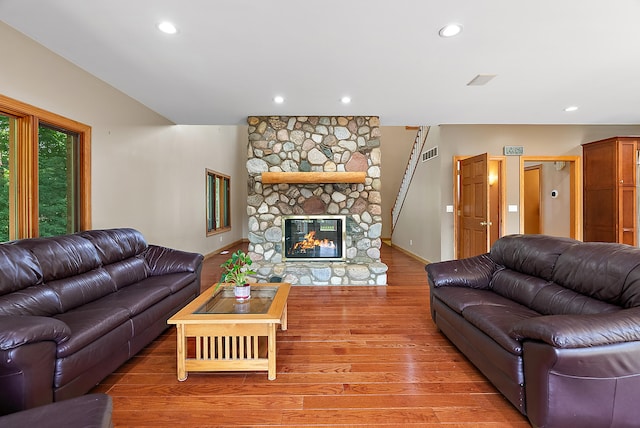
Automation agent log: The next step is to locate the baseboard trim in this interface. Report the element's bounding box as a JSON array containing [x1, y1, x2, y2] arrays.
[[203, 238, 248, 260], [388, 242, 431, 265]]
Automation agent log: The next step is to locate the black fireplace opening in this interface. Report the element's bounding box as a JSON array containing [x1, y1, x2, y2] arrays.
[[283, 215, 346, 261]]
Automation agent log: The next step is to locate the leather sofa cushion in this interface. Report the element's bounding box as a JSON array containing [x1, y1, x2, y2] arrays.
[[463, 304, 540, 355], [554, 242, 640, 308], [79, 228, 147, 266], [490, 234, 578, 281], [490, 269, 551, 307], [13, 235, 101, 282], [0, 245, 42, 293], [530, 283, 620, 315], [553, 242, 640, 307], [103, 257, 148, 289], [0, 286, 61, 316], [432, 286, 516, 315], [46, 269, 117, 313], [491, 269, 620, 316], [143, 272, 199, 294], [54, 304, 131, 357], [54, 322, 132, 387], [93, 281, 171, 317]]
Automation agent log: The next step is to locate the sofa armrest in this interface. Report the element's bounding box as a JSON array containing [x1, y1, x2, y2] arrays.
[[510, 308, 640, 348], [523, 340, 640, 428], [0, 316, 71, 351], [144, 245, 204, 276], [0, 342, 58, 415], [425, 253, 498, 290]]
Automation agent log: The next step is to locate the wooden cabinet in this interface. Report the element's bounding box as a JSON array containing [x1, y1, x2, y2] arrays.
[[583, 137, 638, 245]]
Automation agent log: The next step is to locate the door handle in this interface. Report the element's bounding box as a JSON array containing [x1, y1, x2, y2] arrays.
[[480, 221, 493, 226]]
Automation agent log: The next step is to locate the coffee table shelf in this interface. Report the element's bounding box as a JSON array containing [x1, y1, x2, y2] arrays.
[[168, 283, 290, 381]]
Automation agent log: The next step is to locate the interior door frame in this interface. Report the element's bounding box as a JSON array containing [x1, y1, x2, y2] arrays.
[[519, 155, 582, 240], [453, 155, 506, 259], [523, 164, 542, 234]]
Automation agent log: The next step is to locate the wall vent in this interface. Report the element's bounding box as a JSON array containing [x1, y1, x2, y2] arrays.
[[422, 146, 439, 162]]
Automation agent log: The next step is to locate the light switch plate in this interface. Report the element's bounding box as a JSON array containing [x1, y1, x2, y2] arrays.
[[508, 205, 518, 212], [446, 205, 454, 213]]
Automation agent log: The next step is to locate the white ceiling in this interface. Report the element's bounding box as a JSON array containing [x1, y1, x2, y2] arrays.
[[2, 0, 640, 126]]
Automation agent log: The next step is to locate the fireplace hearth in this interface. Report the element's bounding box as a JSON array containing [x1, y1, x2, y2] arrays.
[[283, 215, 345, 261]]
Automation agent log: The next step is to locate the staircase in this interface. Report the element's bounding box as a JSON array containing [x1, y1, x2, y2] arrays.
[[391, 126, 429, 232]]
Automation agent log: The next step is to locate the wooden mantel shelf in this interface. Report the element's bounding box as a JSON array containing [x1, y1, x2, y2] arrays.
[[261, 171, 366, 184]]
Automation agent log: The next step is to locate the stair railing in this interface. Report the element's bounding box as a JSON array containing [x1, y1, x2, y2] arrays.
[[391, 126, 429, 232]]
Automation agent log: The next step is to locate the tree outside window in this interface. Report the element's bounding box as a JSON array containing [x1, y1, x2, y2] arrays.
[[38, 124, 80, 237], [0, 95, 90, 242], [0, 115, 14, 242], [206, 169, 230, 235]]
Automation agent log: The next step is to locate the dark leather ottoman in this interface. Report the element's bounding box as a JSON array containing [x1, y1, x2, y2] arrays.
[[0, 393, 113, 428]]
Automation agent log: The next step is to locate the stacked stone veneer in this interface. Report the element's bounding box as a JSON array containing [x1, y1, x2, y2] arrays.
[[246, 116, 388, 285]]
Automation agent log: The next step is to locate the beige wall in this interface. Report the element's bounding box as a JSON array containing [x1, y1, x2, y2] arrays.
[[6, 21, 640, 261], [0, 22, 247, 255], [393, 124, 640, 262], [391, 126, 443, 263], [378, 126, 418, 239]]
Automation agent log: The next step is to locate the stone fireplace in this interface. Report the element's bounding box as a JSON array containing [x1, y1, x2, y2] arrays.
[[246, 116, 388, 285], [283, 215, 346, 262]]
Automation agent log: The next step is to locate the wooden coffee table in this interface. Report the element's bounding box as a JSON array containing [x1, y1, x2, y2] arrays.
[[167, 282, 291, 381]]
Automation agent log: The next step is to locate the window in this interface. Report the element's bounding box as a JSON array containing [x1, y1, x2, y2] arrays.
[[38, 124, 81, 236], [0, 114, 16, 241], [0, 94, 91, 241], [206, 169, 230, 235]]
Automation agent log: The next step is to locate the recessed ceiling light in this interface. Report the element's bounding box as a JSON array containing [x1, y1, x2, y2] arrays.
[[158, 21, 177, 34], [564, 106, 579, 112], [273, 95, 285, 104], [340, 96, 351, 104], [439, 23, 463, 38]]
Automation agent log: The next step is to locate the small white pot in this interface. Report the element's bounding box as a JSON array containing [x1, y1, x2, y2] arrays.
[[234, 284, 251, 300]]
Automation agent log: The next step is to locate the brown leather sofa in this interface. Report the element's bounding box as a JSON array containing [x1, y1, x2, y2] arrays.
[[0, 228, 203, 416], [426, 234, 640, 428]]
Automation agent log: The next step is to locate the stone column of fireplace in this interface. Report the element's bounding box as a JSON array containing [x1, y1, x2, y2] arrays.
[[246, 116, 388, 285]]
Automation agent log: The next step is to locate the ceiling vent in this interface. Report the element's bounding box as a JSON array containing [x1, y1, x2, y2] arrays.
[[467, 74, 497, 86], [422, 146, 439, 162]]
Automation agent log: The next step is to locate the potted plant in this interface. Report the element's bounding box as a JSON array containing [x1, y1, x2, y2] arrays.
[[220, 250, 256, 300]]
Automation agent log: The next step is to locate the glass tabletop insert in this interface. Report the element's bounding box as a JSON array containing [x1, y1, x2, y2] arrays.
[[194, 286, 279, 315]]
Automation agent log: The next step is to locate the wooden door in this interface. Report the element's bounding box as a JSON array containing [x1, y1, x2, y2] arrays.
[[583, 140, 617, 242], [618, 139, 637, 245], [583, 137, 637, 245], [523, 165, 542, 234], [459, 153, 490, 258]]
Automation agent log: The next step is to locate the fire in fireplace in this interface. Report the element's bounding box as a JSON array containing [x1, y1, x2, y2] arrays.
[[282, 215, 346, 261]]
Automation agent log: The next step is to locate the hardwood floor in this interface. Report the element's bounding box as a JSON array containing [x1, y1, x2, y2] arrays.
[[92, 243, 530, 427]]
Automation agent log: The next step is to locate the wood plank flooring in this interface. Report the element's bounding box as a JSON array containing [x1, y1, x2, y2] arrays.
[[92, 243, 530, 427]]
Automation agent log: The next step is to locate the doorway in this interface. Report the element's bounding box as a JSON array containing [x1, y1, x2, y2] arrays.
[[523, 164, 542, 234], [453, 154, 506, 259], [519, 156, 581, 239]]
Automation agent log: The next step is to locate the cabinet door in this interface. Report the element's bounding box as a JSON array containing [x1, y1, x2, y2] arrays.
[[617, 139, 637, 245], [583, 141, 617, 242], [618, 140, 636, 187], [619, 186, 636, 245]]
